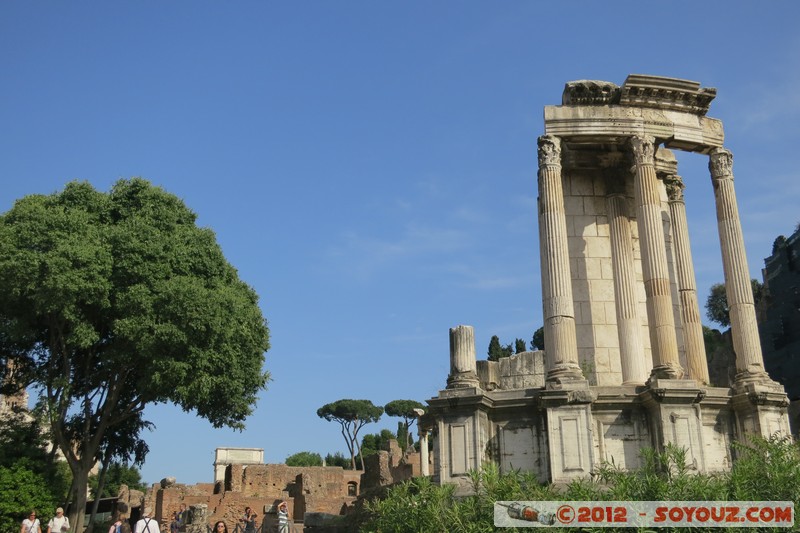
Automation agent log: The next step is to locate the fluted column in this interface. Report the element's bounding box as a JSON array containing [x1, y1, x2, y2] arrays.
[[630, 135, 683, 380], [664, 175, 710, 384], [708, 148, 769, 382], [606, 189, 648, 384], [447, 325, 479, 388], [537, 135, 583, 382]]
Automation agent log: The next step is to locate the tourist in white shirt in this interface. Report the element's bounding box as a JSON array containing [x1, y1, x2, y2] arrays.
[[20, 510, 41, 533], [47, 507, 70, 533], [134, 508, 159, 533]]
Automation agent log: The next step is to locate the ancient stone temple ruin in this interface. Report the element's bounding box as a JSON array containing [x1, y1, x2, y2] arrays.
[[425, 75, 791, 488]]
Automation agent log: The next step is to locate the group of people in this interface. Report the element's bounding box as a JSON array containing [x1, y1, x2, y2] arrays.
[[22, 501, 290, 533], [212, 502, 290, 533], [20, 507, 70, 533]]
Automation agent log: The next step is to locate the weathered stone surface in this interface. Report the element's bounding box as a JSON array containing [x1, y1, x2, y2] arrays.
[[426, 73, 789, 488]]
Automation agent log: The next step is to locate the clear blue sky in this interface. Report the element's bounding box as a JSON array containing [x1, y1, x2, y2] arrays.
[[2, 2, 798, 486]]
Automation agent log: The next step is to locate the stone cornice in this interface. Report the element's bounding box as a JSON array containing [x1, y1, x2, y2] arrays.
[[620, 74, 717, 116], [560, 76, 717, 116], [562, 80, 620, 106]]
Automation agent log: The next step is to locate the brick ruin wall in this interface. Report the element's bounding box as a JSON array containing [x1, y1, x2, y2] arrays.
[[152, 464, 361, 530], [144, 439, 427, 530]]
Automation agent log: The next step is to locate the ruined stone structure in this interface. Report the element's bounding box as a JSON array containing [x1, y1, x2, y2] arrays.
[[425, 75, 791, 488], [150, 463, 361, 530], [213, 447, 265, 484], [760, 225, 800, 435], [141, 439, 429, 530]]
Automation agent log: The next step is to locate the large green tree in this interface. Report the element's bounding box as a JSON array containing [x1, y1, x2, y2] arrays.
[[317, 399, 383, 471], [0, 179, 270, 532], [705, 279, 764, 328], [384, 399, 425, 451]]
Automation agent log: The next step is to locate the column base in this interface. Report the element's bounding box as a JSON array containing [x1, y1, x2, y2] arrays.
[[546, 363, 585, 385], [647, 363, 684, 383], [446, 371, 480, 389], [731, 369, 779, 392], [730, 376, 791, 442]]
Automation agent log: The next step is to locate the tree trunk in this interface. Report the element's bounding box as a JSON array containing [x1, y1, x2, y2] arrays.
[[355, 438, 365, 471], [86, 456, 110, 533], [69, 466, 90, 533]]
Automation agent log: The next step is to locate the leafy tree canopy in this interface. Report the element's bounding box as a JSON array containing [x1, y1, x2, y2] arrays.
[[384, 399, 425, 450], [0, 411, 71, 531], [514, 338, 527, 354], [359, 429, 397, 460], [0, 465, 60, 533], [0, 179, 271, 531], [531, 327, 544, 351], [324, 452, 351, 469], [317, 399, 383, 470], [285, 451, 323, 467], [705, 279, 764, 328], [487, 335, 513, 361]]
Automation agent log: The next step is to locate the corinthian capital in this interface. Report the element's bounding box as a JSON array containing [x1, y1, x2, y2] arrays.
[[709, 147, 733, 179], [629, 135, 656, 166], [663, 174, 685, 202], [537, 135, 561, 168]]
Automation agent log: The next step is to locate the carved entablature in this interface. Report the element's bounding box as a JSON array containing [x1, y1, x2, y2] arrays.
[[562, 80, 620, 106], [620, 74, 717, 116]]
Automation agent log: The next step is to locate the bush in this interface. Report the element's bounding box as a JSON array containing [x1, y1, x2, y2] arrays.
[[360, 437, 800, 533], [285, 451, 323, 467]]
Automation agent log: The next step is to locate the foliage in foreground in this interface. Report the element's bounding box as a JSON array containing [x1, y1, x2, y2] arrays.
[[0, 411, 72, 532], [360, 435, 800, 533]]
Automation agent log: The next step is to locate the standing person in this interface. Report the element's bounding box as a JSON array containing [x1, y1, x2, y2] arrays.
[[134, 508, 159, 533], [212, 521, 228, 533], [239, 507, 252, 529], [169, 512, 180, 533], [277, 502, 289, 533], [243, 511, 257, 533], [108, 514, 123, 533], [47, 507, 69, 533], [176, 504, 187, 532], [20, 511, 41, 533]]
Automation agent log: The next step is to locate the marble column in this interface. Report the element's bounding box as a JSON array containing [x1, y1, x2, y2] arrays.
[[447, 325, 479, 388], [664, 174, 710, 385], [708, 148, 769, 382], [419, 429, 430, 476], [606, 188, 648, 384], [629, 135, 683, 380], [537, 135, 583, 383]]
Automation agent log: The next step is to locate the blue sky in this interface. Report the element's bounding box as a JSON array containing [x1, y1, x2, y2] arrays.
[[2, 2, 799, 485]]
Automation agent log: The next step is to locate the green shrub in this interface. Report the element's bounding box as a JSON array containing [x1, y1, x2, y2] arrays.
[[361, 437, 800, 533]]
